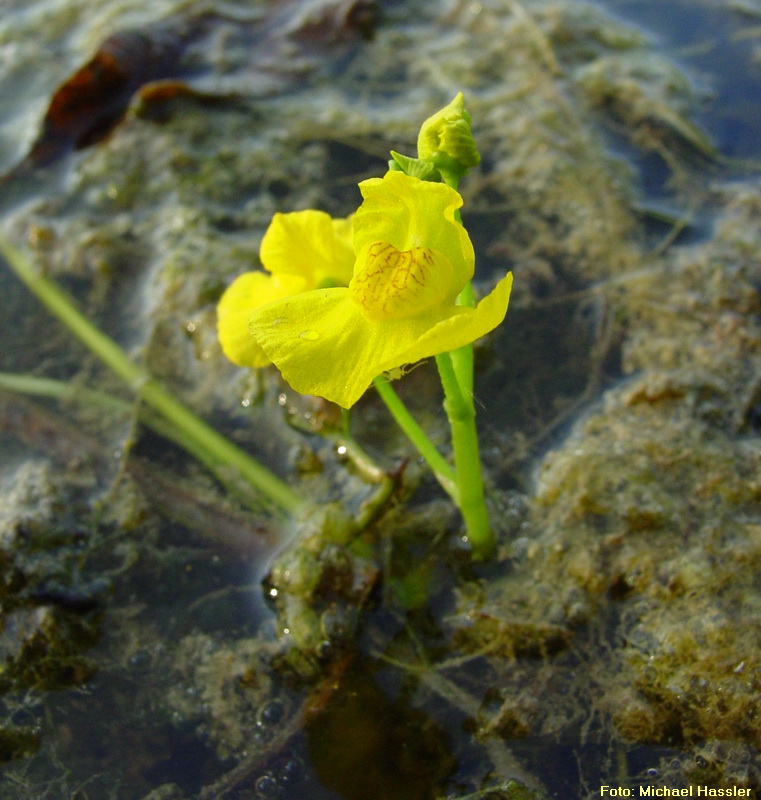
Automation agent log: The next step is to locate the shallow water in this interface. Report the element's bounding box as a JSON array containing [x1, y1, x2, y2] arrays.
[[606, 0, 761, 160], [2, 1, 761, 798]]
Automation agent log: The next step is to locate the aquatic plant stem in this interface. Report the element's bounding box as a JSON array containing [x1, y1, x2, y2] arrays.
[[435, 350, 494, 559], [0, 234, 303, 514], [0, 371, 267, 510], [452, 281, 476, 397], [372, 375, 458, 501], [448, 177, 476, 402], [444, 169, 493, 555], [0, 372, 131, 413]]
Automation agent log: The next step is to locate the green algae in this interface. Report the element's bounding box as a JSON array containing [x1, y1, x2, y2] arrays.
[[457, 177, 761, 788], [0, 726, 40, 764]]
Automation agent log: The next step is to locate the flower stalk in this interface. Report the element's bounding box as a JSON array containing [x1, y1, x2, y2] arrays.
[[434, 351, 493, 558], [395, 93, 495, 558], [372, 375, 457, 501], [216, 92, 511, 558]]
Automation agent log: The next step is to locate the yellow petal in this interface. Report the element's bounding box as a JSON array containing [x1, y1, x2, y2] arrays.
[[349, 241, 454, 321], [248, 288, 361, 403], [353, 171, 474, 296], [330, 216, 355, 284], [395, 272, 513, 366], [260, 209, 354, 287], [249, 273, 513, 408], [217, 271, 306, 368]]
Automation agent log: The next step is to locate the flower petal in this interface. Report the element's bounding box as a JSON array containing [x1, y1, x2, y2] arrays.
[[248, 288, 366, 403], [260, 209, 354, 287], [217, 271, 307, 367], [349, 241, 454, 321], [249, 272, 513, 408], [353, 171, 474, 297], [395, 272, 513, 366]]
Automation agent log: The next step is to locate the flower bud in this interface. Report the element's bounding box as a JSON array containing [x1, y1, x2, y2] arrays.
[[416, 93, 480, 178]]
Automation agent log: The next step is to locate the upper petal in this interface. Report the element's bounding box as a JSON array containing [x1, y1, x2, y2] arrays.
[[353, 172, 474, 297]]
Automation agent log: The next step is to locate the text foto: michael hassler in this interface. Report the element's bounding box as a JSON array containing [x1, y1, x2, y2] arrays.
[[600, 787, 752, 797]]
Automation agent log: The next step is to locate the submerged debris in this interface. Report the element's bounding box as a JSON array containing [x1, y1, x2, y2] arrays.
[[575, 51, 717, 159], [1, 0, 379, 184], [18, 28, 186, 169]]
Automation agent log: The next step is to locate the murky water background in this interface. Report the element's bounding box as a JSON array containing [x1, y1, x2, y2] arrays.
[[2, 1, 761, 798]]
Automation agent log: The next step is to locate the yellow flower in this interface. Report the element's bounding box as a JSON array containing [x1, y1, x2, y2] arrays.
[[217, 210, 354, 367], [247, 171, 512, 408]]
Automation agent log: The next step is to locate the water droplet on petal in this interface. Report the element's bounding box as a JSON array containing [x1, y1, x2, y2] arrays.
[[299, 330, 319, 341]]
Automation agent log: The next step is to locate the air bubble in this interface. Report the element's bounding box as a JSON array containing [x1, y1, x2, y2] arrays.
[[128, 649, 151, 671], [299, 330, 319, 341], [258, 699, 284, 728], [281, 756, 305, 784], [255, 772, 279, 797]]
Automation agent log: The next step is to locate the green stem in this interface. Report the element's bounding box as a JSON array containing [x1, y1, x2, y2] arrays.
[[451, 252, 477, 398], [0, 233, 303, 514], [441, 175, 493, 556], [0, 372, 268, 510], [372, 375, 458, 501], [331, 432, 388, 485], [435, 351, 493, 559], [0, 372, 129, 412], [446, 176, 476, 403]]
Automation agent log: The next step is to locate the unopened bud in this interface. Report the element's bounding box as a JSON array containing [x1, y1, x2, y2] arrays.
[[416, 93, 480, 177]]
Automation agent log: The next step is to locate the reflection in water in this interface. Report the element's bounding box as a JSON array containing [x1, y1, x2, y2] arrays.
[[306, 661, 454, 800]]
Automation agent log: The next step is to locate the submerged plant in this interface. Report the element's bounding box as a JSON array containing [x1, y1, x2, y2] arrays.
[[218, 93, 513, 558]]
